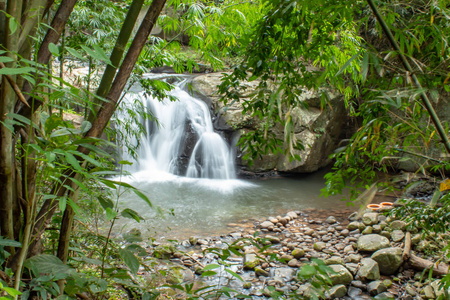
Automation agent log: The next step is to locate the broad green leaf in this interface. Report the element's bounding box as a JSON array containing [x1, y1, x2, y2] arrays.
[[105, 207, 117, 220], [3, 287, 21, 297], [361, 51, 369, 82], [98, 196, 114, 210], [9, 17, 18, 35], [429, 188, 441, 208], [200, 270, 217, 277], [119, 248, 140, 274], [0, 238, 22, 248], [67, 198, 82, 216], [80, 121, 92, 133], [48, 43, 59, 56], [7, 113, 31, 126], [65, 152, 82, 172], [121, 208, 144, 223], [81, 45, 112, 65], [298, 264, 316, 278], [102, 180, 153, 208], [59, 196, 67, 213], [24, 254, 74, 276]]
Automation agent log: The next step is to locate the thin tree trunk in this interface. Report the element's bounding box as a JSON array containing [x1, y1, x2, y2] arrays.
[[56, 177, 80, 294], [18, 0, 47, 51], [14, 0, 78, 121], [88, 0, 145, 122], [0, 0, 23, 253], [13, 129, 37, 292], [82, 0, 167, 142]]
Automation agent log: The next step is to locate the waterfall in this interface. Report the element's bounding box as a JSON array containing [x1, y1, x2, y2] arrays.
[[118, 78, 236, 180]]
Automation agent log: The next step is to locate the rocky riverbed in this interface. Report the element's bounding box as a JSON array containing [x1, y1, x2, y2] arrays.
[[139, 204, 449, 299]]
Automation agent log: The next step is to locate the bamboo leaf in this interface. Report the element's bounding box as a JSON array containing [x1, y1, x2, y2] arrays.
[[66, 47, 85, 60], [335, 52, 360, 76], [0, 56, 14, 63], [121, 208, 144, 223], [65, 152, 83, 172], [0, 67, 34, 75], [202, 264, 220, 271], [224, 268, 244, 281]]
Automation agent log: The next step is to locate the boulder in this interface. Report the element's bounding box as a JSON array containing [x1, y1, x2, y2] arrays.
[[362, 212, 378, 226], [165, 265, 195, 284], [389, 220, 407, 231], [326, 284, 347, 299], [367, 281, 387, 296], [327, 264, 353, 285], [371, 247, 403, 275], [153, 243, 176, 259], [260, 221, 274, 229], [357, 258, 380, 281], [190, 73, 347, 173], [391, 230, 405, 242], [357, 234, 390, 252]]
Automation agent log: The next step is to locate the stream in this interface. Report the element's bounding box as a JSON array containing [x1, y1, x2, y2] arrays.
[[115, 169, 350, 241]]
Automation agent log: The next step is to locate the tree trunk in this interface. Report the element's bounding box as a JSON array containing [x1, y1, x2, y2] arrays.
[[88, 0, 145, 122], [0, 0, 23, 253], [14, 0, 78, 121]]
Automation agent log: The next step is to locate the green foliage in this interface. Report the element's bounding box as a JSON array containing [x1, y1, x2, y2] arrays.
[[0, 282, 21, 300], [391, 192, 450, 235]]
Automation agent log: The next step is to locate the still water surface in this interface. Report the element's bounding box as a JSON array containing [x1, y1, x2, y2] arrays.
[[116, 169, 351, 241]]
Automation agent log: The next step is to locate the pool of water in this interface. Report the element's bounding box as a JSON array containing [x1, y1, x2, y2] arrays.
[[112, 168, 353, 241]]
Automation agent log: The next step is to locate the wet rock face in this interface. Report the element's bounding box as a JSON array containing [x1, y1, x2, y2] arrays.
[[190, 73, 348, 174]]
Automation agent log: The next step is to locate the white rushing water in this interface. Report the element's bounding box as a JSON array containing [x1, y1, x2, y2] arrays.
[[113, 77, 351, 241], [119, 78, 236, 181]]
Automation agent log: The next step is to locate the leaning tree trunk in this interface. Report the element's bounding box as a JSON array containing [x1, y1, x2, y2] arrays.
[[32, 0, 167, 267], [57, 0, 147, 267], [88, 0, 146, 122]]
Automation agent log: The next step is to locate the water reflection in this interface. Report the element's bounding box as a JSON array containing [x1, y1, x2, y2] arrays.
[[115, 169, 350, 240]]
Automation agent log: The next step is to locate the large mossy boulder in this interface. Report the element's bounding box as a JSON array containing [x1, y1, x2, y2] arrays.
[[371, 247, 403, 275], [190, 73, 347, 173]]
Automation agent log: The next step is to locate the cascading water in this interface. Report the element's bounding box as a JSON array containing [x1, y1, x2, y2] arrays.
[[119, 77, 235, 180], [114, 77, 349, 241]]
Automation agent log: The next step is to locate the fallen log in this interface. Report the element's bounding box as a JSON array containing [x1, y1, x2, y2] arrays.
[[409, 253, 449, 277]]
